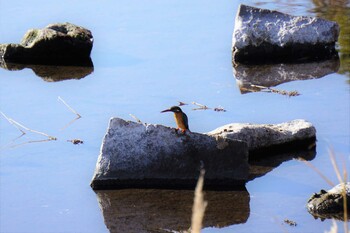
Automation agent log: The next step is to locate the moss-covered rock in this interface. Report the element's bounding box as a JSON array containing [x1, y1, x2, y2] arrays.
[[0, 22, 93, 65]]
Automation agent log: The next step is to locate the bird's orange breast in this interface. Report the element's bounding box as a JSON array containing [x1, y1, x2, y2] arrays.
[[173, 112, 187, 130]]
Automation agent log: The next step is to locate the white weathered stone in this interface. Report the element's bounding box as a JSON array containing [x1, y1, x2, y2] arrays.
[[207, 119, 316, 151], [232, 4, 339, 63], [91, 117, 249, 190]]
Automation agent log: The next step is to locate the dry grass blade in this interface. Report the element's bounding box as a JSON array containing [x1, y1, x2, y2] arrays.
[[191, 169, 208, 233], [328, 148, 349, 232], [58, 96, 81, 118], [299, 157, 334, 187]]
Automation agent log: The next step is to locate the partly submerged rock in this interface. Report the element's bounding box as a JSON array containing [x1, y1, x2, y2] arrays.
[[232, 4, 339, 64], [307, 183, 350, 221], [208, 119, 316, 153], [91, 118, 249, 190], [91, 118, 316, 190], [0, 22, 93, 65]]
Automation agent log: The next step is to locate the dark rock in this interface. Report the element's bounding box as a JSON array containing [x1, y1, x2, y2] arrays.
[[232, 5, 339, 64], [307, 183, 350, 221], [95, 188, 250, 232], [0, 22, 93, 65]]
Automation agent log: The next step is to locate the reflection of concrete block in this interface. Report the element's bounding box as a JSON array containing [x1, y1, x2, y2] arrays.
[[232, 5, 339, 64], [96, 188, 250, 232], [233, 59, 340, 93], [307, 182, 350, 221]]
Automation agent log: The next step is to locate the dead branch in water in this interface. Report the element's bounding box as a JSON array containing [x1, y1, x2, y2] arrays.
[[178, 101, 188, 106], [58, 96, 81, 118], [192, 102, 210, 111], [0, 111, 56, 140]]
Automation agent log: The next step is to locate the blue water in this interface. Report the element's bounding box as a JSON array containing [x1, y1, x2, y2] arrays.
[[1, 0, 349, 232]]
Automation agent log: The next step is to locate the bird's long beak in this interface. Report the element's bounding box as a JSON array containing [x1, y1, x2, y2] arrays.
[[161, 108, 172, 113]]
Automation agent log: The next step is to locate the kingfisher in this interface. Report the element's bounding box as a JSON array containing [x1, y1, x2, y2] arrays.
[[161, 106, 189, 133]]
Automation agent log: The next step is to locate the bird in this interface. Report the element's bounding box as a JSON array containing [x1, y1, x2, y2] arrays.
[[161, 106, 189, 133]]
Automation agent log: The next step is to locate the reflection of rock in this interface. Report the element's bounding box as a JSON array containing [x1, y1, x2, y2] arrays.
[[232, 5, 339, 64], [249, 148, 316, 181], [91, 118, 249, 190], [234, 59, 340, 93], [96, 188, 250, 233], [0, 59, 93, 82], [307, 183, 350, 221], [0, 22, 93, 65]]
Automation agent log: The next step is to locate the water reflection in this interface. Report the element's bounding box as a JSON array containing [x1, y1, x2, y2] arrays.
[[249, 148, 316, 181], [94, 146, 316, 232], [234, 58, 340, 93], [95, 188, 249, 233], [310, 0, 350, 78], [0, 58, 94, 82]]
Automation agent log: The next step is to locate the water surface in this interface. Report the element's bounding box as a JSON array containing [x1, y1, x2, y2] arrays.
[[0, 0, 349, 232]]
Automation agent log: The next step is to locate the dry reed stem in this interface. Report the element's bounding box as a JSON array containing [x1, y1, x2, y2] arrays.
[[299, 157, 334, 187], [325, 220, 338, 233], [190, 169, 208, 233], [328, 148, 349, 232], [58, 96, 81, 118]]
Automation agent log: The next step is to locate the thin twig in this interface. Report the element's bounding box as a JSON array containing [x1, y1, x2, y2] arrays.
[[178, 101, 188, 106], [1, 112, 56, 140], [192, 102, 210, 110], [58, 96, 81, 118], [1, 111, 26, 135], [129, 114, 142, 124]]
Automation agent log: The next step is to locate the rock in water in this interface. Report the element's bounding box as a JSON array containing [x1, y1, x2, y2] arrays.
[[307, 183, 350, 220], [0, 22, 93, 65], [208, 119, 316, 152], [90, 118, 249, 190], [232, 4, 339, 64]]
